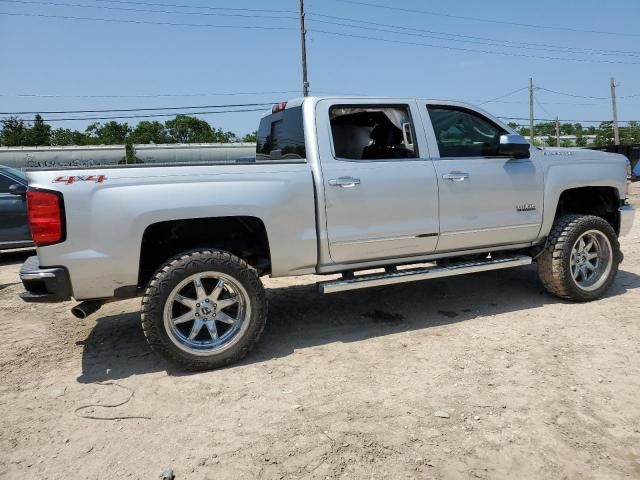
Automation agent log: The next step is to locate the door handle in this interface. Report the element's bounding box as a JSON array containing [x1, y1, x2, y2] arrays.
[[442, 172, 470, 182], [329, 176, 361, 188]]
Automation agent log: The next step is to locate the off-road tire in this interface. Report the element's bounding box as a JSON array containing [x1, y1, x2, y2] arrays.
[[141, 249, 267, 370], [537, 214, 620, 302]]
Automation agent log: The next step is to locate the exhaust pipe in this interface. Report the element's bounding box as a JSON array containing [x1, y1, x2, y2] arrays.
[[71, 300, 103, 319]]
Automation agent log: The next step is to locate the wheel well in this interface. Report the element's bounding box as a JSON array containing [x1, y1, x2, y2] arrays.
[[555, 186, 620, 233], [138, 216, 271, 287]]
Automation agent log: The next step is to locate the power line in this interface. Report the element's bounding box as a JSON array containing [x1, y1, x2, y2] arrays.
[[332, 0, 640, 38], [537, 86, 640, 100], [485, 100, 597, 106], [308, 29, 640, 65], [307, 14, 640, 58], [0, 0, 298, 20], [0, 11, 298, 30], [0, 107, 269, 123], [533, 95, 554, 119], [94, 0, 295, 14], [10, 0, 636, 57], [497, 116, 637, 124], [0, 102, 277, 115], [478, 87, 527, 105], [0, 90, 300, 98]]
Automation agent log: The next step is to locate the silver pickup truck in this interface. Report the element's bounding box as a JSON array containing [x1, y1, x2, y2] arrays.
[[18, 96, 635, 369]]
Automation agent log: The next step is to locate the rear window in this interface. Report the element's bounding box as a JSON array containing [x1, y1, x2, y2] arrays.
[[256, 106, 306, 161]]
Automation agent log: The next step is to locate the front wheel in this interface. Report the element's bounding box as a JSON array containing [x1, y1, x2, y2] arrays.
[[141, 250, 267, 370], [537, 214, 620, 302]]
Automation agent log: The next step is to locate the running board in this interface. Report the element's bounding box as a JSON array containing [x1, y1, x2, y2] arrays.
[[318, 255, 532, 294]]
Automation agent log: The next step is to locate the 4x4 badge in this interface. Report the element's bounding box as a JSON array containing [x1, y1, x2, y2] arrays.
[[53, 175, 106, 184]]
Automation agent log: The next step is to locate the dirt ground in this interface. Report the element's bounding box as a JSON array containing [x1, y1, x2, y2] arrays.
[[1, 185, 639, 480]]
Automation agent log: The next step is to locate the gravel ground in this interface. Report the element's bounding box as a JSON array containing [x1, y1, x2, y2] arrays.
[[0, 184, 639, 480]]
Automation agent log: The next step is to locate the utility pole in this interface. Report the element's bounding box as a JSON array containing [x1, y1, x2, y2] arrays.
[[529, 78, 535, 144], [299, 0, 309, 97], [555, 116, 560, 147], [610, 77, 620, 145]]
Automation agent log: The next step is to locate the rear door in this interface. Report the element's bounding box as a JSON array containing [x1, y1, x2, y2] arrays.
[[316, 100, 440, 264], [0, 171, 30, 244], [419, 103, 543, 251]]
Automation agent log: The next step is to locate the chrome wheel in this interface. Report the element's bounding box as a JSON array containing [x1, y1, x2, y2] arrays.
[[163, 272, 251, 356], [570, 229, 613, 292]]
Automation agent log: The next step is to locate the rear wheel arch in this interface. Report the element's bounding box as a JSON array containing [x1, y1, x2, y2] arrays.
[[138, 216, 271, 288]]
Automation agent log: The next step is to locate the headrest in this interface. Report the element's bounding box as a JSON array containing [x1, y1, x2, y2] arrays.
[[370, 124, 402, 145]]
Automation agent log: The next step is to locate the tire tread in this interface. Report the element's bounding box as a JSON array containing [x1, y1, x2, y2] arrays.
[[140, 249, 267, 370], [538, 214, 619, 302]]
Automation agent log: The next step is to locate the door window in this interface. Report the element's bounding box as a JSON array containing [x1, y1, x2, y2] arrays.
[[329, 105, 418, 160], [427, 106, 506, 158]]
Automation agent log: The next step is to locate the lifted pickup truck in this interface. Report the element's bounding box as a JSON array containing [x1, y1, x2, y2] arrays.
[[19, 97, 635, 369]]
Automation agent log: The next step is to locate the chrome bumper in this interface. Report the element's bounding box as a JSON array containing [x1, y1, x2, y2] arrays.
[[19, 256, 72, 303], [619, 204, 635, 237]]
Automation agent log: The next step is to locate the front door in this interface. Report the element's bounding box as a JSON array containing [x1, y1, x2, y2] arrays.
[[421, 104, 543, 251], [316, 100, 440, 264]]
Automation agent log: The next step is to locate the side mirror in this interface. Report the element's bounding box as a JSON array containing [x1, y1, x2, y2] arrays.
[[498, 134, 530, 159], [9, 184, 27, 196]]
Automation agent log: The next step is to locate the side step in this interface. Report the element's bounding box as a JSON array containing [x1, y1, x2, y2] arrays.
[[318, 255, 532, 294]]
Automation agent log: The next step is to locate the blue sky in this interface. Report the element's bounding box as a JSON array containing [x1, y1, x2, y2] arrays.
[[1, 0, 639, 136]]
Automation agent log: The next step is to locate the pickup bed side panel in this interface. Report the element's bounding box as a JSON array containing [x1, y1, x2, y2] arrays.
[[536, 153, 628, 242], [28, 164, 317, 300]]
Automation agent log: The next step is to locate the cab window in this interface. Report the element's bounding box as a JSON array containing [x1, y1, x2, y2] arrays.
[[427, 106, 506, 158], [256, 106, 306, 161], [329, 105, 418, 160]]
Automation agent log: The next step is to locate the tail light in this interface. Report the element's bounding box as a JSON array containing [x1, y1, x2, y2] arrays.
[[26, 189, 65, 246]]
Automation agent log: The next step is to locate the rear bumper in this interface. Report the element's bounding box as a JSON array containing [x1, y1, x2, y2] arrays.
[[619, 204, 635, 237], [19, 256, 72, 303]]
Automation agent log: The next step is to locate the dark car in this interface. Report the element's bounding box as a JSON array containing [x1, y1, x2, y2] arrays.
[[0, 165, 32, 250]]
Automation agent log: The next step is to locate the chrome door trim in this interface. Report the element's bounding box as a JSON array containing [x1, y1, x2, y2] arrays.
[[332, 232, 438, 246], [440, 223, 540, 236]]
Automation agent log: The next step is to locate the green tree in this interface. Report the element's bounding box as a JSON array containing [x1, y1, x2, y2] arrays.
[[24, 114, 51, 146], [243, 131, 257, 142], [215, 130, 237, 143], [86, 121, 131, 144], [50, 128, 89, 146], [165, 115, 215, 143], [594, 121, 615, 147], [130, 121, 171, 144], [575, 134, 588, 147], [535, 122, 555, 136], [0, 116, 27, 146], [559, 123, 575, 136], [621, 121, 640, 144]]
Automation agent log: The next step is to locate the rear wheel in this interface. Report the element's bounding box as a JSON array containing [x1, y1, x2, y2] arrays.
[[141, 250, 267, 370], [537, 215, 620, 302]]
